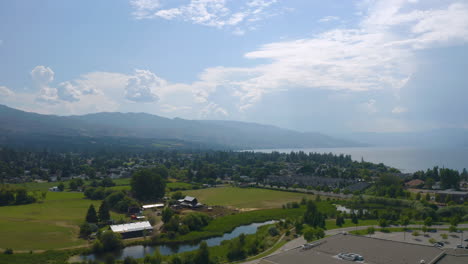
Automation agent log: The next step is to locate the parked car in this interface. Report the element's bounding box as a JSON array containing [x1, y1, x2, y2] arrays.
[[349, 253, 364, 261], [456, 244, 463, 248], [433, 242, 444, 248]]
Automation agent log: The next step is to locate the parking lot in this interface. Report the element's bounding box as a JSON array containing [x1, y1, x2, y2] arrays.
[[370, 230, 468, 249]]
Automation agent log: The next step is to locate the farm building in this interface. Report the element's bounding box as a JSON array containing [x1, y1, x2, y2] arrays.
[[142, 203, 164, 210], [178, 196, 202, 208], [48, 186, 60, 192], [110, 221, 153, 239]]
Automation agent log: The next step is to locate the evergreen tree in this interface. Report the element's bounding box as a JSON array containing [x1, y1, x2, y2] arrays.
[[351, 213, 358, 225], [194, 241, 210, 264], [99, 200, 111, 223], [86, 204, 98, 223]]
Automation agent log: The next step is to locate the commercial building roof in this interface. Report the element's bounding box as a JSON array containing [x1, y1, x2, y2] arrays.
[[142, 203, 164, 209], [110, 221, 152, 233], [261, 234, 444, 264]]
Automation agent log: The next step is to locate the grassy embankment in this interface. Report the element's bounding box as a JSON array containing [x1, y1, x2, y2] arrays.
[[0, 191, 124, 251]]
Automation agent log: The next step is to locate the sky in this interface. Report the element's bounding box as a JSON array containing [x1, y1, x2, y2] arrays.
[[1, 0, 468, 134]]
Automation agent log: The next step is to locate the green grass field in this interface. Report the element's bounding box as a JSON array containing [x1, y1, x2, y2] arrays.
[[183, 187, 317, 209], [0, 192, 124, 251]]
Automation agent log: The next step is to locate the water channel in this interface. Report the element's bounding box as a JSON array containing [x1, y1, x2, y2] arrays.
[[74, 220, 276, 262]]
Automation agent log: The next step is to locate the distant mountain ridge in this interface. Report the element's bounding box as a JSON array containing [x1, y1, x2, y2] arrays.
[[0, 104, 363, 151]]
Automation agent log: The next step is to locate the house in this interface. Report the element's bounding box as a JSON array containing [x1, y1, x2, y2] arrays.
[[110, 221, 153, 239], [48, 186, 60, 192], [178, 196, 202, 208], [405, 179, 425, 188]]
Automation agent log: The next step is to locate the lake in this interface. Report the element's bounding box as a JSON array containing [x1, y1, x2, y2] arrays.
[[75, 220, 276, 262], [251, 147, 468, 173]]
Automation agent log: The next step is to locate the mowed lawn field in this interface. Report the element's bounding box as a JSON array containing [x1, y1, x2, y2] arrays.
[[183, 187, 316, 209], [0, 192, 123, 251]]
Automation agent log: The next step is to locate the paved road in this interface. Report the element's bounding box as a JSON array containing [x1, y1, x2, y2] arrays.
[[240, 224, 468, 264]]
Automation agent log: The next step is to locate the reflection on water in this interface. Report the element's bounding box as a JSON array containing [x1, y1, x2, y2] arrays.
[[76, 220, 276, 262]]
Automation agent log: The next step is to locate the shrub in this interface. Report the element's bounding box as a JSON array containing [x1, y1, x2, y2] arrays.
[[412, 231, 420, 236], [268, 226, 280, 236], [124, 256, 138, 264], [3, 248, 13, 255]]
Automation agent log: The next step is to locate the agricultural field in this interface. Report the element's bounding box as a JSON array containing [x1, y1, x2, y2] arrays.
[[0, 192, 124, 251], [183, 187, 317, 210]]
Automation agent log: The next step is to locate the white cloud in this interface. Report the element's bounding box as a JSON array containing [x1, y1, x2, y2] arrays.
[[130, 0, 161, 19], [0, 86, 14, 97], [200, 102, 228, 117], [197, 0, 468, 110], [31, 65, 54, 86], [130, 0, 279, 33], [31, 66, 59, 103], [318, 16, 339, 23], [392, 106, 408, 114], [125, 69, 162, 102]]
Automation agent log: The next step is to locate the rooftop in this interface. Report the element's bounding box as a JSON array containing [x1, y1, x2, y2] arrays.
[[260, 234, 444, 264], [110, 221, 152, 233], [142, 203, 164, 209]]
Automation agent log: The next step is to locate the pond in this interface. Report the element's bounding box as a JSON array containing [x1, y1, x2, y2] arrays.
[[73, 220, 276, 262]]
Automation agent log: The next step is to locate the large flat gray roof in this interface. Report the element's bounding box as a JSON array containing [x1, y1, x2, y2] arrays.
[[261, 234, 444, 264]]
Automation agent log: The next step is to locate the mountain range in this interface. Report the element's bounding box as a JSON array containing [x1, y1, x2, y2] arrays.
[[0, 104, 362, 151]]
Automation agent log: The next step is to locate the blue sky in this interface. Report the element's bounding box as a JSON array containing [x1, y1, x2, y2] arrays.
[[1, 0, 468, 133]]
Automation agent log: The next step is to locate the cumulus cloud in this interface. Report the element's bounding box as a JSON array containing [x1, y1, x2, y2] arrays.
[[125, 69, 162, 102], [31, 66, 59, 103], [0, 86, 14, 97], [31, 65, 54, 86], [130, 0, 279, 33], [31, 65, 102, 104]]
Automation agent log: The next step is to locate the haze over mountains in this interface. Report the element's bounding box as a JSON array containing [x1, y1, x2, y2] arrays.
[[0, 104, 362, 151]]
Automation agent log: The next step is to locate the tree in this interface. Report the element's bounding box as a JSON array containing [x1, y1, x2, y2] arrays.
[[86, 204, 98, 223], [58, 183, 65, 191], [131, 168, 166, 201], [304, 227, 325, 242], [415, 192, 421, 200], [351, 213, 359, 225], [162, 207, 174, 223], [144, 249, 163, 264], [400, 216, 410, 240], [171, 191, 184, 200], [379, 218, 388, 228], [98, 200, 111, 223], [194, 241, 210, 264], [303, 200, 325, 228], [79, 222, 93, 238], [424, 217, 433, 228], [123, 256, 138, 264], [335, 214, 345, 227], [99, 231, 123, 252]]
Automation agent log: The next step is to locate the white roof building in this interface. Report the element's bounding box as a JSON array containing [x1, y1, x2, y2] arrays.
[[110, 221, 152, 233], [142, 203, 164, 210]]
